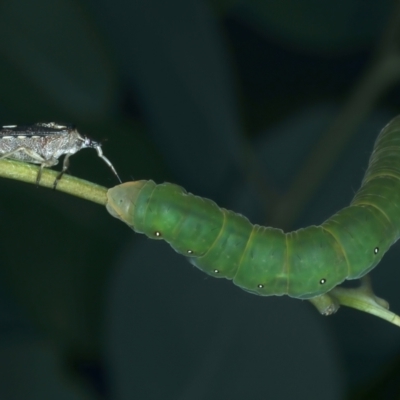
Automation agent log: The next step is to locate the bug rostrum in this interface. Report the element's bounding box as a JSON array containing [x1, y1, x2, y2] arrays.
[[0, 122, 121, 187]]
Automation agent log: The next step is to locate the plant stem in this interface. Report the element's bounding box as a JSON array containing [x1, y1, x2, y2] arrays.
[[0, 159, 107, 205]]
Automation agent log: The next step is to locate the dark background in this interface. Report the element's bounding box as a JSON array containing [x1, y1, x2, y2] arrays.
[[0, 0, 399, 399]]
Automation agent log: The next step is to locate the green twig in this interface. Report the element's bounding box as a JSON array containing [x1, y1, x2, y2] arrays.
[[331, 275, 400, 327], [0, 158, 107, 205]]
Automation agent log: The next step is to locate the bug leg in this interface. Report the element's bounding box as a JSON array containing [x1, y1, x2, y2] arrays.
[[53, 153, 71, 189], [0, 147, 57, 185], [0, 147, 47, 164], [36, 164, 45, 186]]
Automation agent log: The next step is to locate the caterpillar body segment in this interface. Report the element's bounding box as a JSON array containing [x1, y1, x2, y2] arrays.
[[106, 181, 378, 300]]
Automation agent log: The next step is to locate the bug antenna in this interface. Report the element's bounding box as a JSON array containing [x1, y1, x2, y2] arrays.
[[94, 144, 122, 183]]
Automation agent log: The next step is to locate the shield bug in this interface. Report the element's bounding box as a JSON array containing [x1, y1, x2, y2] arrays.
[[0, 122, 121, 188]]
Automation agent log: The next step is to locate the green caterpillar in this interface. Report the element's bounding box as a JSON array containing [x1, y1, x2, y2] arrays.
[[106, 115, 400, 318]]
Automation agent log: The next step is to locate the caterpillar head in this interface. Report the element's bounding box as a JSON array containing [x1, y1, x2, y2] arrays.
[[106, 181, 149, 226]]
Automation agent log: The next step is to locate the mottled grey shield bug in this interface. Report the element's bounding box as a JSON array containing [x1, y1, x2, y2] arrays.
[[0, 122, 121, 188]]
